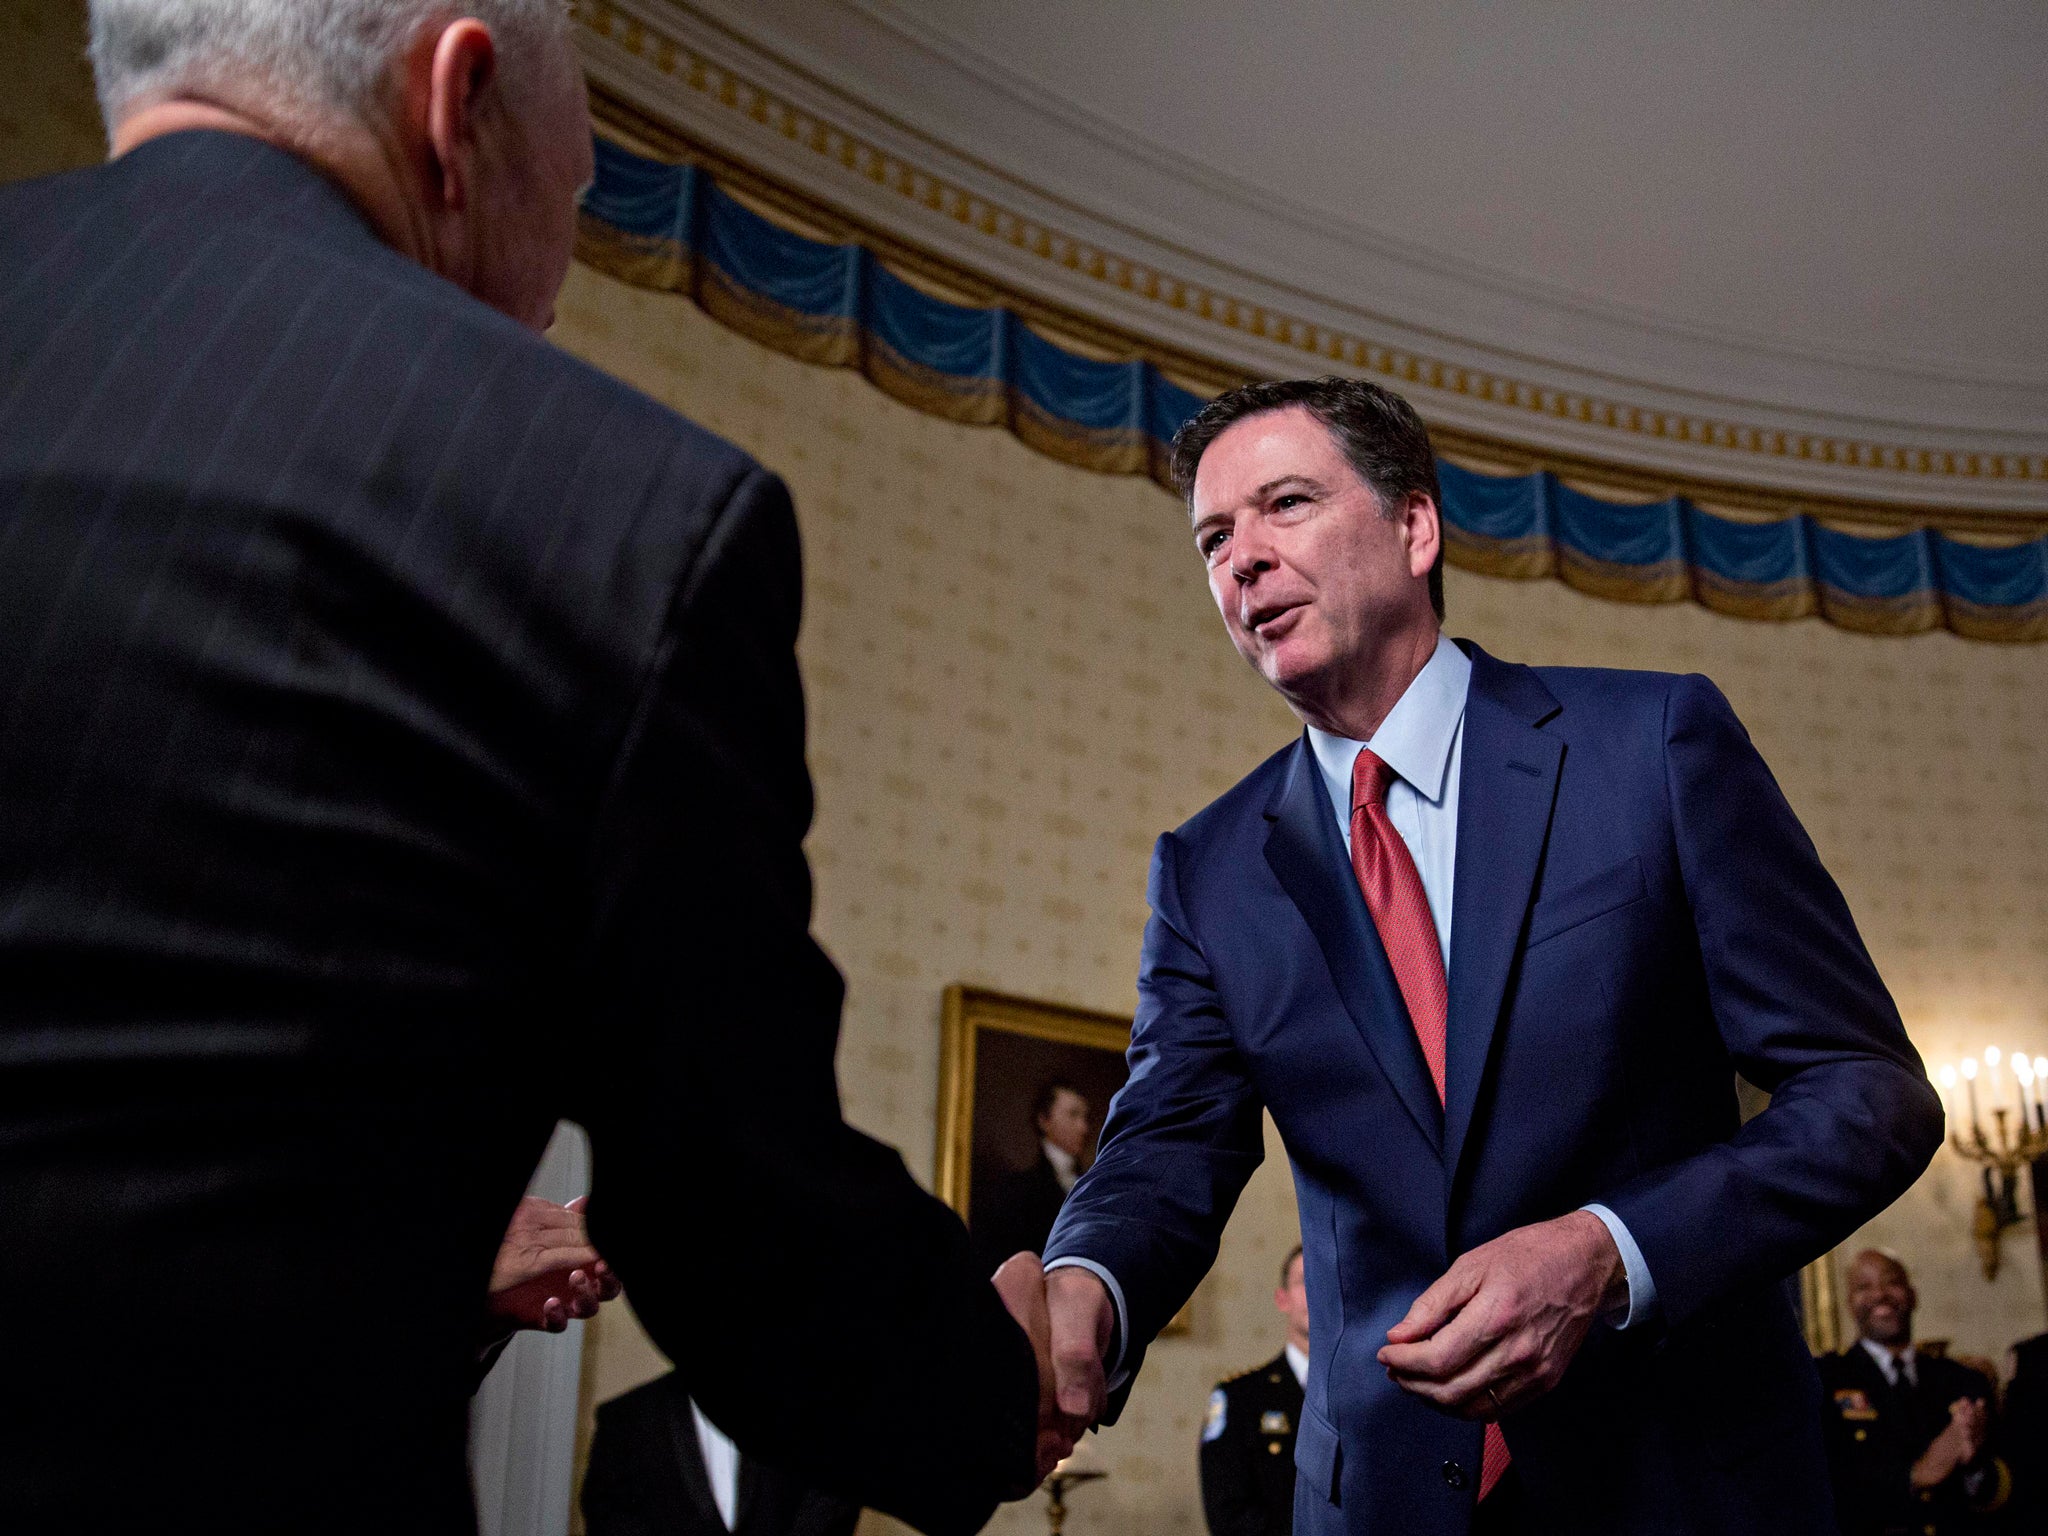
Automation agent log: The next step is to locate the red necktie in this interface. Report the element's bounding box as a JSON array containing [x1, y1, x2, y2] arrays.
[[1350, 748, 1511, 1501]]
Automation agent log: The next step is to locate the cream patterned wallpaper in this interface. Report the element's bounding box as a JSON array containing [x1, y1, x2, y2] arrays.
[[551, 262, 2048, 1536]]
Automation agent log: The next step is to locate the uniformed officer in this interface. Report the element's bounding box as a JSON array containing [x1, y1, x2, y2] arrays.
[[1817, 1250, 2009, 1536], [1200, 1244, 1308, 1536]]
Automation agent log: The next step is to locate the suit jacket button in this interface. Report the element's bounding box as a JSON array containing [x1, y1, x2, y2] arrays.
[[1442, 1461, 1467, 1490]]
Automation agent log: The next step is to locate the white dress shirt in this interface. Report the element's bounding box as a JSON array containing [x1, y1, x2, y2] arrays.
[[1860, 1337, 1918, 1390], [1284, 1342, 1309, 1389], [1049, 633, 1656, 1378], [690, 1399, 740, 1531]]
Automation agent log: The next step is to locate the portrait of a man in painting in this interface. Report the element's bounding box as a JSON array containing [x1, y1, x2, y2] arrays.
[[935, 989, 1130, 1277]]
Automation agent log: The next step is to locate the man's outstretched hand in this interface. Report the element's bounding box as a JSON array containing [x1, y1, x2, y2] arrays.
[[993, 1253, 1086, 1485], [487, 1195, 623, 1335], [1377, 1210, 1626, 1419], [1045, 1264, 1115, 1428]]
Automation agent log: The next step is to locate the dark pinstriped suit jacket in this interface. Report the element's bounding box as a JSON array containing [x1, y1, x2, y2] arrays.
[[0, 131, 1033, 1535]]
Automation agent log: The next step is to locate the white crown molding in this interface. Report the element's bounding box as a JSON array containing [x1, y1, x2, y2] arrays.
[[844, 0, 2042, 399], [572, 0, 2048, 513]]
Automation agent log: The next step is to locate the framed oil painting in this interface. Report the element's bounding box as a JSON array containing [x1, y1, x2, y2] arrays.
[[937, 985, 1193, 1334]]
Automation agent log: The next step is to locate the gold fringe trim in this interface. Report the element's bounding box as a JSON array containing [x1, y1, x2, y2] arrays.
[[1557, 548, 1691, 606], [572, 209, 2044, 645]]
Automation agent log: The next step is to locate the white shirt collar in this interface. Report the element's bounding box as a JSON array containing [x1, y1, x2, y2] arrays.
[[1859, 1336, 1917, 1386], [1043, 1140, 1078, 1191], [1284, 1342, 1308, 1387], [689, 1400, 740, 1529], [1306, 633, 1471, 808]]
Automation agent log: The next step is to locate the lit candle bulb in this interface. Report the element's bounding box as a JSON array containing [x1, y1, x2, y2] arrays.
[[2034, 1057, 2048, 1129], [1938, 1064, 1960, 1132], [1962, 1057, 1981, 1137], [2016, 1053, 2035, 1120]]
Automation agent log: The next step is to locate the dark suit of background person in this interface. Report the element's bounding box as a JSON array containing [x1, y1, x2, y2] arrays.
[[1202, 1242, 1312, 1536], [1041, 408, 1942, 1535], [2002, 1332, 2048, 1527], [1818, 1346, 2008, 1536], [1202, 1352, 1305, 1536], [583, 1373, 861, 1536], [0, 132, 1037, 1535]]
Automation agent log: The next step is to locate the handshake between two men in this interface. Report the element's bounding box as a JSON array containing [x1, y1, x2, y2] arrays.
[[992, 1207, 1632, 1483], [487, 1186, 1632, 1490]]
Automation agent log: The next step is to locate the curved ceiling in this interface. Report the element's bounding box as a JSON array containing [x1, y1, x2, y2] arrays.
[[574, 0, 2048, 515]]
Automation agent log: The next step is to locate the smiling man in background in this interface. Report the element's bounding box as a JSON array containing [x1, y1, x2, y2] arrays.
[[1818, 1251, 2008, 1535], [1037, 376, 1941, 1535]]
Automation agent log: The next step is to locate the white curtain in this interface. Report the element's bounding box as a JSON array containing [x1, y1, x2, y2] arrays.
[[471, 1121, 592, 1536]]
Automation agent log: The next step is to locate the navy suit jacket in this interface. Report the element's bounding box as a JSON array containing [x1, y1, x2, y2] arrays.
[[0, 133, 1033, 1534], [1045, 643, 1941, 1536]]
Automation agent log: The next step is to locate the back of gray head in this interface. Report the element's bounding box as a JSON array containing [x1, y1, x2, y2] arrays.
[[89, 0, 572, 128]]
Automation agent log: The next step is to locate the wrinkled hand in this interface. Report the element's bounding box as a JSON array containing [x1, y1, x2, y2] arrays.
[[1046, 1264, 1115, 1429], [486, 1196, 622, 1335], [993, 1253, 1083, 1484], [1377, 1210, 1625, 1419], [1912, 1397, 1990, 1489]]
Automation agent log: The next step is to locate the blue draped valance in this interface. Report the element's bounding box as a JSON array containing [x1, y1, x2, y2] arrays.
[[578, 137, 2047, 642]]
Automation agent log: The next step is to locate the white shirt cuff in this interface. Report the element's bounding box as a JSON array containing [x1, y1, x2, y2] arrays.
[[1042, 1256, 1133, 1390], [1580, 1203, 1657, 1329]]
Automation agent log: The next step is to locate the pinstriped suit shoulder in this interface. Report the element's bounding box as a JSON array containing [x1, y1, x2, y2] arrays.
[[0, 130, 775, 1028], [0, 130, 760, 701]]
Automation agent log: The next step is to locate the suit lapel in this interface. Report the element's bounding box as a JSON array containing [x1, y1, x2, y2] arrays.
[[1264, 735, 1443, 1154], [1443, 645, 1563, 1182], [732, 1451, 763, 1534]]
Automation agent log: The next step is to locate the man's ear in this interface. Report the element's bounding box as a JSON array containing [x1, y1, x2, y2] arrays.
[[1399, 491, 1442, 583], [424, 18, 499, 213]]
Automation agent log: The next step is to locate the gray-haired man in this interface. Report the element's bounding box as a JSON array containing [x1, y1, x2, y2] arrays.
[[0, 4, 1062, 1530]]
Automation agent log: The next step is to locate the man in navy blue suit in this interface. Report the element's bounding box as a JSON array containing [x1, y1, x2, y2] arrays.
[[1037, 377, 1942, 1535]]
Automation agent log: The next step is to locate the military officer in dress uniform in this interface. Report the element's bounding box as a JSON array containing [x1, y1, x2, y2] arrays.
[[1817, 1250, 2009, 1536], [1200, 1245, 1309, 1536]]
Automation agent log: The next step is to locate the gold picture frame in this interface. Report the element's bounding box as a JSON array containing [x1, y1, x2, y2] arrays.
[[937, 985, 1194, 1335], [1800, 1249, 1846, 1356]]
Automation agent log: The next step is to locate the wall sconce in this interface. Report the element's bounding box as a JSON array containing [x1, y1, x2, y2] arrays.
[[1938, 1047, 2048, 1280]]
